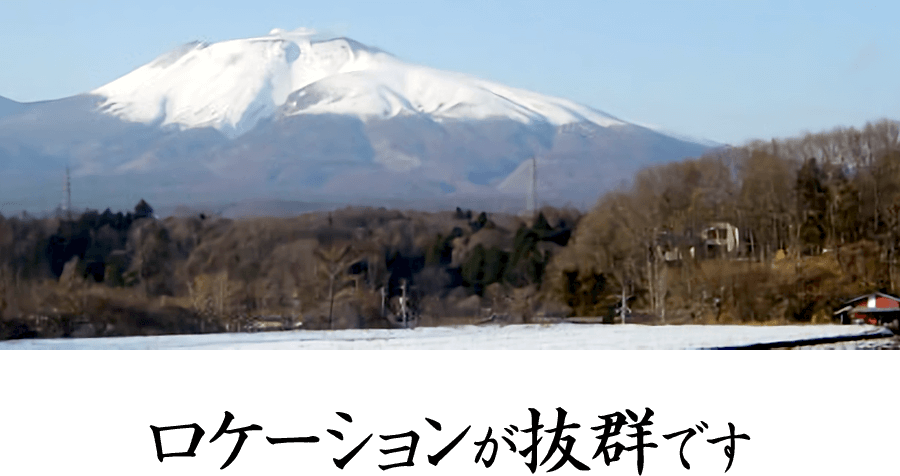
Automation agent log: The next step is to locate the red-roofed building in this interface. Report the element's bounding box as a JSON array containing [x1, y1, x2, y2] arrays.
[[833, 292, 900, 326]]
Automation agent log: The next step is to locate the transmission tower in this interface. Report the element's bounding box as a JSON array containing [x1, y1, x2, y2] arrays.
[[63, 166, 72, 218], [526, 157, 537, 217]]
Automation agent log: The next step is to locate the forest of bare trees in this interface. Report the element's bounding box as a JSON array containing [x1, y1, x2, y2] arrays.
[[545, 118, 900, 323]]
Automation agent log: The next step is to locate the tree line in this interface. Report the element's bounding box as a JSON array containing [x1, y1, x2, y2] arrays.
[[544, 118, 900, 323], [0, 199, 578, 338]]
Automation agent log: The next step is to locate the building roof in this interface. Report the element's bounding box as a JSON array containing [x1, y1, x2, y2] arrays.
[[834, 291, 900, 316], [842, 291, 900, 305], [848, 307, 900, 313], [833, 304, 853, 316]]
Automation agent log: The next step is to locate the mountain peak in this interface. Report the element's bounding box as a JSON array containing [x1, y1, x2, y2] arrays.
[[90, 31, 403, 137], [89, 29, 625, 138]]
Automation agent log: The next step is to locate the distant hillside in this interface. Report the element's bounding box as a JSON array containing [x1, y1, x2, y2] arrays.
[[0, 95, 24, 117]]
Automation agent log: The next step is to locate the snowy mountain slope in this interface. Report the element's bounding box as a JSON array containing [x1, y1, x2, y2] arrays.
[[634, 121, 723, 148], [92, 29, 625, 138]]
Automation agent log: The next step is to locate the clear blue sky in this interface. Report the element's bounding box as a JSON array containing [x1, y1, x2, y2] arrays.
[[1, 0, 897, 145]]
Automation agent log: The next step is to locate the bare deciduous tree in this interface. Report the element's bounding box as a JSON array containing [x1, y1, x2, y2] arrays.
[[315, 244, 354, 329]]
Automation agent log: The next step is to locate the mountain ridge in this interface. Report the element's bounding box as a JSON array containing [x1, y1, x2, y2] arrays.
[[0, 30, 716, 215], [90, 30, 629, 138], [0, 95, 25, 117]]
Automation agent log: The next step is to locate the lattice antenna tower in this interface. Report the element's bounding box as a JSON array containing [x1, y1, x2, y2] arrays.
[[63, 165, 72, 218], [526, 157, 537, 217]]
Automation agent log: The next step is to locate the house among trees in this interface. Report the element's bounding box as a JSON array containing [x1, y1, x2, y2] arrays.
[[653, 222, 742, 264], [654, 231, 698, 263], [701, 222, 740, 257], [833, 292, 900, 326]]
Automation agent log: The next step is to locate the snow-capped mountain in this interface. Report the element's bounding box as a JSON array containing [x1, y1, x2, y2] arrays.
[[0, 29, 716, 216], [93, 29, 625, 138]]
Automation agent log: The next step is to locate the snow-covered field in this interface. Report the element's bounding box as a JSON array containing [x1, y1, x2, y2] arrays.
[[0, 323, 891, 350]]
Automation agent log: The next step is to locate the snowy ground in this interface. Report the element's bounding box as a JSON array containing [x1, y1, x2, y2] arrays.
[[0, 323, 892, 350]]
